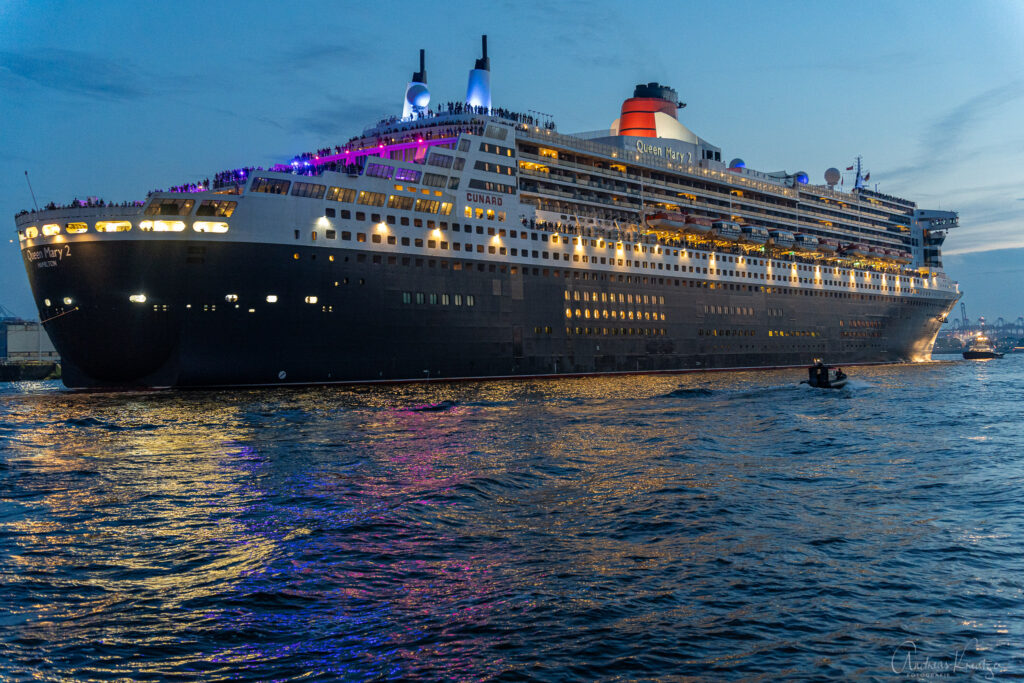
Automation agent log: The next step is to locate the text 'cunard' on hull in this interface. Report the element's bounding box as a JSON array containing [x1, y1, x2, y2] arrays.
[[14, 36, 961, 389]]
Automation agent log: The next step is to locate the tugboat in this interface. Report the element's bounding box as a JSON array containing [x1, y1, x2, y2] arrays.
[[962, 334, 1003, 359], [802, 361, 848, 389]]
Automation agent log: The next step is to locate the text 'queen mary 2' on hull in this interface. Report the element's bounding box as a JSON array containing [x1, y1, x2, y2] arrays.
[[14, 36, 960, 389]]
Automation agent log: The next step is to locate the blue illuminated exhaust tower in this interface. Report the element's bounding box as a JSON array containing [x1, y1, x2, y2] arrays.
[[402, 49, 430, 119], [465, 35, 491, 112]]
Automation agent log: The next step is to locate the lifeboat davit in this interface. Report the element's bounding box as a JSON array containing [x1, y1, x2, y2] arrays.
[[794, 234, 819, 252], [646, 211, 687, 231], [740, 225, 769, 245], [768, 230, 795, 249], [817, 237, 840, 253], [711, 220, 742, 242]]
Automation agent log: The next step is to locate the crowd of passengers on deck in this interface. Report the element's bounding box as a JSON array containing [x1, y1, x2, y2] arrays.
[[16, 198, 144, 217], [160, 106, 553, 197]]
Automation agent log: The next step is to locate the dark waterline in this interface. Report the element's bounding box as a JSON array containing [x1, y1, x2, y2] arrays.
[[1, 358, 1022, 679]]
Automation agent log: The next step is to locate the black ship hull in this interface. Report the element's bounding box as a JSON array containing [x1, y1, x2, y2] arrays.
[[24, 239, 956, 389]]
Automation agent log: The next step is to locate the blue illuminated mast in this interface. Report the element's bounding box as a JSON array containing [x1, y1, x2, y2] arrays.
[[465, 35, 491, 112]]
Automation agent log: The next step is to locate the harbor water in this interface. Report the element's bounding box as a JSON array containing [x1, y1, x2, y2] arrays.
[[1, 358, 1022, 679]]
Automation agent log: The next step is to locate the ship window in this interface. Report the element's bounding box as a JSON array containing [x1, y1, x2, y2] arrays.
[[66, 222, 88, 234], [96, 221, 132, 232], [365, 163, 394, 179], [356, 212, 366, 221], [250, 177, 291, 195], [372, 234, 381, 243], [291, 182, 326, 199], [448, 177, 459, 190], [41, 224, 60, 236], [193, 221, 228, 233], [357, 233, 366, 242], [326, 187, 357, 202], [400, 217, 409, 226], [340, 210, 351, 219], [388, 195, 414, 210], [326, 229, 337, 239], [454, 294, 463, 306], [341, 231, 351, 240], [402, 292, 411, 304], [325, 208, 336, 218], [423, 173, 446, 187], [266, 295, 278, 303], [305, 296, 318, 304], [415, 199, 440, 214], [356, 191, 385, 206], [427, 152, 454, 168], [196, 200, 237, 217], [140, 220, 186, 232], [145, 198, 195, 216], [395, 168, 421, 182], [466, 295, 475, 306]]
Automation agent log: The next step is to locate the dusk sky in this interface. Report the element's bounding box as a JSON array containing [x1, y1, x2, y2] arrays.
[[3, 0, 1023, 322]]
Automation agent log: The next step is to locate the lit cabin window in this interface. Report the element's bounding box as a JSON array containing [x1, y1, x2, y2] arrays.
[[193, 221, 229, 233], [304, 296, 318, 304], [25, 226, 39, 238], [225, 294, 238, 303], [139, 220, 185, 232], [63, 297, 73, 305], [42, 224, 61, 236], [196, 200, 237, 217], [96, 221, 132, 232], [129, 294, 147, 303], [66, 222, 88, 234], [43, 298, 51, 307], [250, 177, 291, 195], [144, 198, 195, 216], [17, 231, 25, 241], [266, 295, 278, 303]]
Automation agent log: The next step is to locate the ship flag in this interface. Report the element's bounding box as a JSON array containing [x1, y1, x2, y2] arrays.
[[845, 165, 854, 170]]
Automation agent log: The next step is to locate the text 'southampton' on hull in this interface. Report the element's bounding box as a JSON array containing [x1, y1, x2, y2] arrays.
[[14, 36, 960, 388]]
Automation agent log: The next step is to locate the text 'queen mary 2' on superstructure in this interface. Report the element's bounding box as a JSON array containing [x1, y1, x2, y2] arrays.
[[15, 36, 961, 389]]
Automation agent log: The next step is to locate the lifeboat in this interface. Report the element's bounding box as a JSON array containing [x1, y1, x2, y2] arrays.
[[740, 225, 769, 245], [817, 237, 840, 253], [793, 234, 819, 252], [867, 246, 888, 260], [892, 250, 912, 265], [683, 214, 713, 235], [711, 220, 742, 242], [768, 230, 795, 249], [646, 211, 687, 230], [840, 243, 869, 258]]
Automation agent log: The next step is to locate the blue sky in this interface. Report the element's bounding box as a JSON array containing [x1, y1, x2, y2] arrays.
[[3, 0, 1023, 322]]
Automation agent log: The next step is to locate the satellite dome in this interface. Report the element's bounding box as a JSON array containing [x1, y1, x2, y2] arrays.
[[406, 83, 430, 108], [824, 167, 840, 186], [729, 158, 746, 169], [795, 171, 809, 184]]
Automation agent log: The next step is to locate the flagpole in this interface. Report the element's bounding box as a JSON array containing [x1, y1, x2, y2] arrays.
[[24, 171, 39, 212]]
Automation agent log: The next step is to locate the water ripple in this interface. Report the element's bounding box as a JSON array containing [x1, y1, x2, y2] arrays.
[[1, 360, 1023, 678]]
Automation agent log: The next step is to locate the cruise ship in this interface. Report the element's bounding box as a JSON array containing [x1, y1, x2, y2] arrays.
[[14, 37, 960, 389]]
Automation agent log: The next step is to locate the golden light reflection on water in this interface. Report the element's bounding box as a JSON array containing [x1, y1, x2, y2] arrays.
[[0, 359, 1021, 679]]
